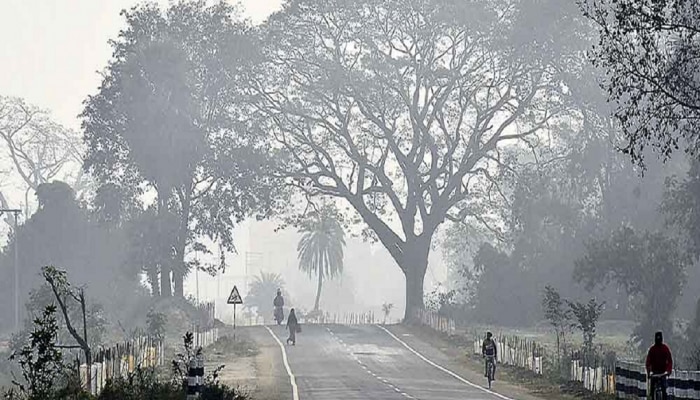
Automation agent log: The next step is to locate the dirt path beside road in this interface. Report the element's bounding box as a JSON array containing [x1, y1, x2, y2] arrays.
[[205, 326, 288, 400]]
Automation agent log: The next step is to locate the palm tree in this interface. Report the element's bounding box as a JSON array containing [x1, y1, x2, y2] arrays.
[[245, 272, 286, 322], [297, 206, 346, 311]]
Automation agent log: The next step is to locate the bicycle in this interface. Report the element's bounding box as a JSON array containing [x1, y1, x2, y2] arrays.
[[649, 372, 668, 400], [485, 355, 496, 389]]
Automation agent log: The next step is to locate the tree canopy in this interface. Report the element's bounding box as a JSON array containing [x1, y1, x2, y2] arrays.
[[581, 0, 700, 165], [0, 181, 145, 333], [82, 1, 280, 298], [249, 0, 573, 319], [0, 95, 88, 214], [574, 226, 688, 348]]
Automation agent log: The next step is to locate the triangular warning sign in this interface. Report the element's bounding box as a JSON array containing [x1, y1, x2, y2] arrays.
[[227, 285, 243, 304]]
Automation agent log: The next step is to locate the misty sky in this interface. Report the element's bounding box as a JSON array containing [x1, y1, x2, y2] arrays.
[[0, 0, 283, 130]]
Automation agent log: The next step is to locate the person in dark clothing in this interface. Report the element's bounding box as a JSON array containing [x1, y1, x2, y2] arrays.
[[646, 331, 673, 400], [482, 332, 498, 380], [286, 308, 300, 345], [273, 289, 285, 325]]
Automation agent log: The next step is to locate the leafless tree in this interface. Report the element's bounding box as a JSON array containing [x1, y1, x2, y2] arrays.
[[0, 95, 89, 214], [42, 266, 93, 390], [249, 0, 570, 320]]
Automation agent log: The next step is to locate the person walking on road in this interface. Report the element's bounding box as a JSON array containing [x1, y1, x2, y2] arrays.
[[286, 308, 300, 345]]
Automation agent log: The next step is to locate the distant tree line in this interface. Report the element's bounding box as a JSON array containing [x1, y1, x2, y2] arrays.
[[438, 0, 700, 369]]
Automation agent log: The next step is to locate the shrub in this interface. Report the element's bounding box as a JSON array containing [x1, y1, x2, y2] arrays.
[[97, 368, 179, 400], [4, 317, 250, 400], [5, 305, 69, 400]]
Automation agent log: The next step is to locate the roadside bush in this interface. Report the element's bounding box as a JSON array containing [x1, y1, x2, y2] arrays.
[[97, 368, 249, 400], [3, 305, 86, 400], [4, 309, 250, 400], [200, 383, 248, 400], [96, 369, 178, 400]]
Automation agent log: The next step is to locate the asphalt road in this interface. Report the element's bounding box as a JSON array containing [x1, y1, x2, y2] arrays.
[[265, 324, 512, 400]]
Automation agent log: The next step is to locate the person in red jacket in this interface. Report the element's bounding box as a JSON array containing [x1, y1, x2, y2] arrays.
[[645, 331, 673, 400]]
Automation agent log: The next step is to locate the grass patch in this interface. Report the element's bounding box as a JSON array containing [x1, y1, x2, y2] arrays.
[[207, 333, 260, 361], [407, 323, 615, 400], [463, 321, 638, 360]]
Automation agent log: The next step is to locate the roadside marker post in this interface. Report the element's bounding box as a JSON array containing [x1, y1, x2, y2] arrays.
[[186, 352, 204, 399]]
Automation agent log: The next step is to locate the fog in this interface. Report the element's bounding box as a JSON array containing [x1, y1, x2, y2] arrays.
[[2, 0, 700, 396], [189, 219, 448, 322]]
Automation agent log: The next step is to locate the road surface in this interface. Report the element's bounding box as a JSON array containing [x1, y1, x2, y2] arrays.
[[263, 324, 513, 400]]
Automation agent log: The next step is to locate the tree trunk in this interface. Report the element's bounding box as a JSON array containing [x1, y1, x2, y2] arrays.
[[81, 292, 92, 393], [160, 264, 172, 297], [157, 193, 172, 297], [404, 262, 427, 322], [173, 267, 184, 299], [379, 234, 430, 323], [172, 236, 186, 299], [85, 349, 93, 393], [173, 187, 190, 299], [556, 331, 561, 377], [147, 265, 160, 297], [314, 269, 324, 311]]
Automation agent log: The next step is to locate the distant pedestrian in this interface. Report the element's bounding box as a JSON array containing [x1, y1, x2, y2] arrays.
[[273, 289, 285, 325], [286, 308, 300, 345]]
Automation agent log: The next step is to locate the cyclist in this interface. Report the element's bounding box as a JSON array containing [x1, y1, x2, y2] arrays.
[[645, 331, 673, 400], [482, 331, 498, 380]]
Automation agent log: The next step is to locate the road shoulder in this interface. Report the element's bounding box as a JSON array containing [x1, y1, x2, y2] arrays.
[[384, 324, 578, 400], [206, 326, 289, 400]]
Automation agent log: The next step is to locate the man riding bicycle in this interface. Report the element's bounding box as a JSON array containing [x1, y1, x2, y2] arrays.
[[482, 332, 498, 380], [646, 331, 673, 400]]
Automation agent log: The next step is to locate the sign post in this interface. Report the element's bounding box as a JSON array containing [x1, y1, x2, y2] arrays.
[[227, 285, 243, 338]]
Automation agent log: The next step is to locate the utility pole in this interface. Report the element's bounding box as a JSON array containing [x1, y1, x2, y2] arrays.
[[1, 208, 21, 331]]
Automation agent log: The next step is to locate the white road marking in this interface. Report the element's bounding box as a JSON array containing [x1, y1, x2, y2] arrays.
[[265, 326, 300, 400], [377, 325, 514, 400], [327, 327, 416, 399]]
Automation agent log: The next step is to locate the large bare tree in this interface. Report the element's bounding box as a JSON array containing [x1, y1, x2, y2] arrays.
[[249, 0, 569, 320], [0, 95, 88, 213]]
